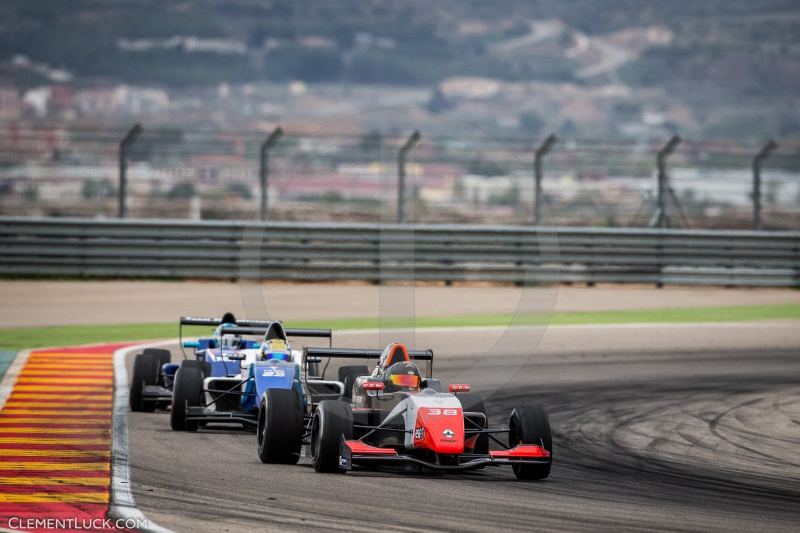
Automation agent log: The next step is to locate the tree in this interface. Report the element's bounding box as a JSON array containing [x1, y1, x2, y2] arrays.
[[488, 184, 520, 206], [167, 182, 195, 200], [227, 181, 252, 200], [426, 87, 452, 113], [359, 130, 382, 153], [82, 179, 115, 200], [519, 111, 545, 136], [23, 184, 38, 202], [558, 119, 578, 137], [469, 157, 505, 176]]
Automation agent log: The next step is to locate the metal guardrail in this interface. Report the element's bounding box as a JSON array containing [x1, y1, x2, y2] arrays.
[[1, 217, 798, 286]]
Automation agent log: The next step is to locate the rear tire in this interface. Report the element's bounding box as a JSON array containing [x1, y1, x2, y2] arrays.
[[144, 348, 171, 385], [508, 403, 552, 480], [337, 365, 369, 401], [170, 367, 204, 431], [311, 400, 353, 473], [257, 389, 303, 464], [130, 352, 158, 412], [144, 348, 171, 367], [180, 359, 212, 377]]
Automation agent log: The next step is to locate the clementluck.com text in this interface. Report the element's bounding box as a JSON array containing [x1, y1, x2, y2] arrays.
[[7, 517, 150, 530]]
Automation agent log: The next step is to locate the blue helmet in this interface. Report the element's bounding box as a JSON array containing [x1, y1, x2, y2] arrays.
[[214, 323, 240, 350]]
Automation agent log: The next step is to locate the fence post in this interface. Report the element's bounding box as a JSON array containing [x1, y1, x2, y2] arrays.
[[532, 134, 557, 225], [259, 126, 284, 222], [752, 139, 778, 230], [397, 130, 421, 224], [118, 123, 142, 219], [650, 134, 681, 228]]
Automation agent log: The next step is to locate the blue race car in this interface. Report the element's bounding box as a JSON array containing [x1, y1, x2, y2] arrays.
[[128, 313, 331, 414], [168, 318, 335, 433]]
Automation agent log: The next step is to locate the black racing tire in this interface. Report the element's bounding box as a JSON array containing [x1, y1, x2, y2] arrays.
[[311, 400, 353, 473], [130, 352, 158, 412], [144, 348, 171, 376], [257, 389, 304, 464], [508, 403, 552, 480], [180, 359, 212, 377], [337, 365, 370, 401], [458, 391, 489, 456], [170, 366, 204, 432]]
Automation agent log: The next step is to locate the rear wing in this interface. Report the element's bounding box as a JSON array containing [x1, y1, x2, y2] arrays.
[[303, 347, 433, 361], [180, 316, 276, 328], [220, 326, 332, 340], [179, 316, 332, 357], [303, 347, 434, 378]]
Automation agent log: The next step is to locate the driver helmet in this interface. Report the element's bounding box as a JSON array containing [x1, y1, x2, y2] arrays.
[[383, 361, 422, 392], [220, 333, 241, 351], [261, 338, 290, 361], [215, 321, 240, 350]]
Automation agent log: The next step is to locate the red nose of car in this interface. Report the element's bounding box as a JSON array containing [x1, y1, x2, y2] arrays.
[[414, 407, 465, 454]]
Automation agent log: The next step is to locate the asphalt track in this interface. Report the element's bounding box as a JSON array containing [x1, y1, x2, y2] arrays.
[[125, 324, 800, 532]]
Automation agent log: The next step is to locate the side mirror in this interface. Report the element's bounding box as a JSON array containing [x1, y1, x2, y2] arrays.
[[362, 381, 385, 391], [182, 340, 200, 349], [448, 383, 471, 393]]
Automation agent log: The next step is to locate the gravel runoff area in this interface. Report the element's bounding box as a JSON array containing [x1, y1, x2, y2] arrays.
[[1, 280, 799, 327]]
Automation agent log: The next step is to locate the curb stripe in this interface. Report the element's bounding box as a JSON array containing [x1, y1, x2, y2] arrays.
[[0, 344, 134, 531], [0, 493, 109, 504], [0, 462, 109, 471], [0, 421, 110, 427], [0, 450, 110, 457], [0, 486, 109, 496], [0, 437, 110, 444], [0, 470, 109, 477], [0, 427, 109, 434], [0, 477, 109, 486]]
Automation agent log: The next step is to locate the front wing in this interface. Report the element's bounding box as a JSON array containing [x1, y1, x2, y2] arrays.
[[338, 440, 550, 471], [185, 406, 258, 428], [142, 384, 172, 404]]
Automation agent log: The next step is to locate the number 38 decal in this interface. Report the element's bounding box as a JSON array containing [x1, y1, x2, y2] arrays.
[[425, 408, 459, 416]]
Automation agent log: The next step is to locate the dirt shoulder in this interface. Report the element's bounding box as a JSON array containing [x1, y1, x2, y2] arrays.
[[1, 280, 798, 328]]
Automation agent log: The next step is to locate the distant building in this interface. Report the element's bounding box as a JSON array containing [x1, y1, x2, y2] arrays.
[[75, 87, 117, 115], [49, 85, 75, 115], [23, 87, 51, 117], [117, 36, 246, 55], [0, 87, 21, 119], [75, 85, 169, 116]]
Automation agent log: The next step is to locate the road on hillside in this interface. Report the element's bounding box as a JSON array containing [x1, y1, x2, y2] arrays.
[[125, 324, 800, 532]]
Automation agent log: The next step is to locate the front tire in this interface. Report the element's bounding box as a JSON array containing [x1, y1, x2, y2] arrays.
[[311, 400, 353, 473], [170, 366, 204, 431], [508, 403, 552, 480], [130, 352, 158, 412], [257, 389, 303, 464]]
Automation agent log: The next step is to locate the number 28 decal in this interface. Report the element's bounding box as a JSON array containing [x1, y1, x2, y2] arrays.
[[425, 408, 459, 416]]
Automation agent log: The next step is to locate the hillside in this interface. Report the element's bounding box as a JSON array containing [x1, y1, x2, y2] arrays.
[[0, 0, 798, 139]]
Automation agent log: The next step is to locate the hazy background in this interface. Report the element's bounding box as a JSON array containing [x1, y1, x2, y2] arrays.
[[0, 0, 798, 227]]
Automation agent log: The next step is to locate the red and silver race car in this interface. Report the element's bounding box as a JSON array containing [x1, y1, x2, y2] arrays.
[[305, 342, 552, 480]]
